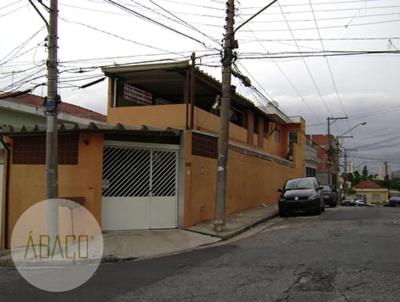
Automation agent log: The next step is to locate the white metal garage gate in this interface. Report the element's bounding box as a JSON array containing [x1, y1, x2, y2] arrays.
[[101, 142, 178, 231]]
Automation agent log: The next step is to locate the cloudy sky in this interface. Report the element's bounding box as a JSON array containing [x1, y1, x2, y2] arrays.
[[1, 0, 399, 173]]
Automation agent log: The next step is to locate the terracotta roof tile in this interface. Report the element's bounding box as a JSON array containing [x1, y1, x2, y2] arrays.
[[354, 180, 384, 190], [2, 93, 106, 122]]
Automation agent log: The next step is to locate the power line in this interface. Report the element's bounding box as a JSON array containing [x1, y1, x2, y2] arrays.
[[240, 37, 400, 43], [0, 0, 23, 11], [0, 2, 27, 17], [236, 14, 323, 124], [59, 16, 188, 57], [103, 0, 216, 50], [239, 50, 400, 59], [240, 0, 394, 9], [236, 12, 400, 25], [237, 18, 400, 32], [277, 2, 334, 117], [0, 26, 44, 65], [309, 0, 349, 120], [154, 0, 225, 11], [147, 0, 220, 45], [238, 4, 400, 16]]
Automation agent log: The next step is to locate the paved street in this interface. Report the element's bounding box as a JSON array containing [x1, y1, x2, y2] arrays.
[[1, 206, 400, 301]]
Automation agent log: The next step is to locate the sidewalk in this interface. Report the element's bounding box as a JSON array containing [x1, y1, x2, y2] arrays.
[[102, 229, 220, 262], [0, 230, 220, 266], [186, 204, 279, 240], [0, 204, 278, 266]]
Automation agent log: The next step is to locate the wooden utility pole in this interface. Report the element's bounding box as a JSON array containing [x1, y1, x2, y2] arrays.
[[214, 0, 235, 232], [45, 0, 60, 239], [343, 148, 348, 197], [327, 116, 347, 187]]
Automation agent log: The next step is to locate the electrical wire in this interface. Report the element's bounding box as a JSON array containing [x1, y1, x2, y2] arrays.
[[309, 0, 349, 122], [103, 0, 217, 50], [147, 0, 220, 45], [277, 2, 334, 118], [59, 16, 188, 57]]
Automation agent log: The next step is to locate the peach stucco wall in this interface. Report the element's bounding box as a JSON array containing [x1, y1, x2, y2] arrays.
[[183, 121, 305, 227], [108, 103, 295, 159], [6, 133, 104, 246]]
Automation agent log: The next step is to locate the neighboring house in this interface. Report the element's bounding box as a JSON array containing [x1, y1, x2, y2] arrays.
[[1, 60, 306, 248], [308, 134, 339, 188], [0, 93, 106, 248], [354, 180, 389, 204], [305, 138, 318, 177]]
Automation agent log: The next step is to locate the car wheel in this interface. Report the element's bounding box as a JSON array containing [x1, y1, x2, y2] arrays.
[[279, 211, 289, 217], [330, 203, 337, 208], [314, 203, 322, 215]]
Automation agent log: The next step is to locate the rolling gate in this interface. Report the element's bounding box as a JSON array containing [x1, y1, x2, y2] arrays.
[[101, 142, 179, 230]]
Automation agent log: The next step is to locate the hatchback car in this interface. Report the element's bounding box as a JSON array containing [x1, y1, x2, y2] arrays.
[[321, 185, 337, 208], [341, 198, 356, 206], [278, 177, 325, 216]]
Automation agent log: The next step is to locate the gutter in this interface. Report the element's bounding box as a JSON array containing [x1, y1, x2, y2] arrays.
[[0, 136, 10, 249]]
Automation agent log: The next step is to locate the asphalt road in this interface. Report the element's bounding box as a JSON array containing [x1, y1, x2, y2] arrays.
[[1, 206, 400, 301]]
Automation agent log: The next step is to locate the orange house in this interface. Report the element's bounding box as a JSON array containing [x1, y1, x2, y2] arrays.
[[1, 60, 306, 248]]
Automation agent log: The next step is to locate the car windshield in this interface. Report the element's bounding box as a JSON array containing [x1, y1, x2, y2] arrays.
[[285, 178, 314, 190], [322, 186, 331, 192]]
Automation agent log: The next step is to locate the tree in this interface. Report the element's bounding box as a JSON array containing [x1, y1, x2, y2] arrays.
[[362, 165, 369, 180], [353, 170, 361, 185]]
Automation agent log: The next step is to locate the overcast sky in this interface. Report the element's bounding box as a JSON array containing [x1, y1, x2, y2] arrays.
[[1, 0, 399, 173]]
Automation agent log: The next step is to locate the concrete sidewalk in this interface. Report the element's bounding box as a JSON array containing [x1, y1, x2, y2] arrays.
[[0, 205, 278, 266], [0, 229, 220, 266], [102, 229, 220, 261], [186, 204, 279, 240]]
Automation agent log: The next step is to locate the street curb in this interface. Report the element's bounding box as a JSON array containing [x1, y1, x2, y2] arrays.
[[184, 209, 279, 241], [100, 238, 222, 264], [218, 210, 279, 240], [0, 211, 278, 267]]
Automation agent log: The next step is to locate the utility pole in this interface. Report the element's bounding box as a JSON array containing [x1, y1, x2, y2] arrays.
[[343, 148, 348, 197], [336, 135, 352, 200], [327, 116, 347, 187], [45, 0, 60, 240], [214, 0, 235, 232]]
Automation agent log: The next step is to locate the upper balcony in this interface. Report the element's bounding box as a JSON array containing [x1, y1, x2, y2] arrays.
[[102, 60, 305, 160]]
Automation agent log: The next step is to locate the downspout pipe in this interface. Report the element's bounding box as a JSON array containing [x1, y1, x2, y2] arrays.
[[0, 136, 10, 249]]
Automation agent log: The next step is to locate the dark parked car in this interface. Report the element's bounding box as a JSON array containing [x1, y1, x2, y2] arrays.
[[384, 197, 400, 207], [321, 185, 337, 207], [341, 198, 356, 206], [278, 177, 325, 216]]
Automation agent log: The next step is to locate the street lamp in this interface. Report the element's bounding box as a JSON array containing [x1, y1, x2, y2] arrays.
[[336, 122, 367, 199], [339, 122, 367, 137]]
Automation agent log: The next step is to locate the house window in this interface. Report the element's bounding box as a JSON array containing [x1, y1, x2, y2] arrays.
[[116, 82, 172, 107], [230, 107, 245, 128], [306, 167, 316, 177], [12, 134, 79, 165], [289, 132, 298, 144], [123, 82, 153, 105]]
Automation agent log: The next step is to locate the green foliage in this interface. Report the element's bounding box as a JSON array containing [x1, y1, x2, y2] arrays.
[[390, 178, 400, 191], [362, 165, 369, 180]]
